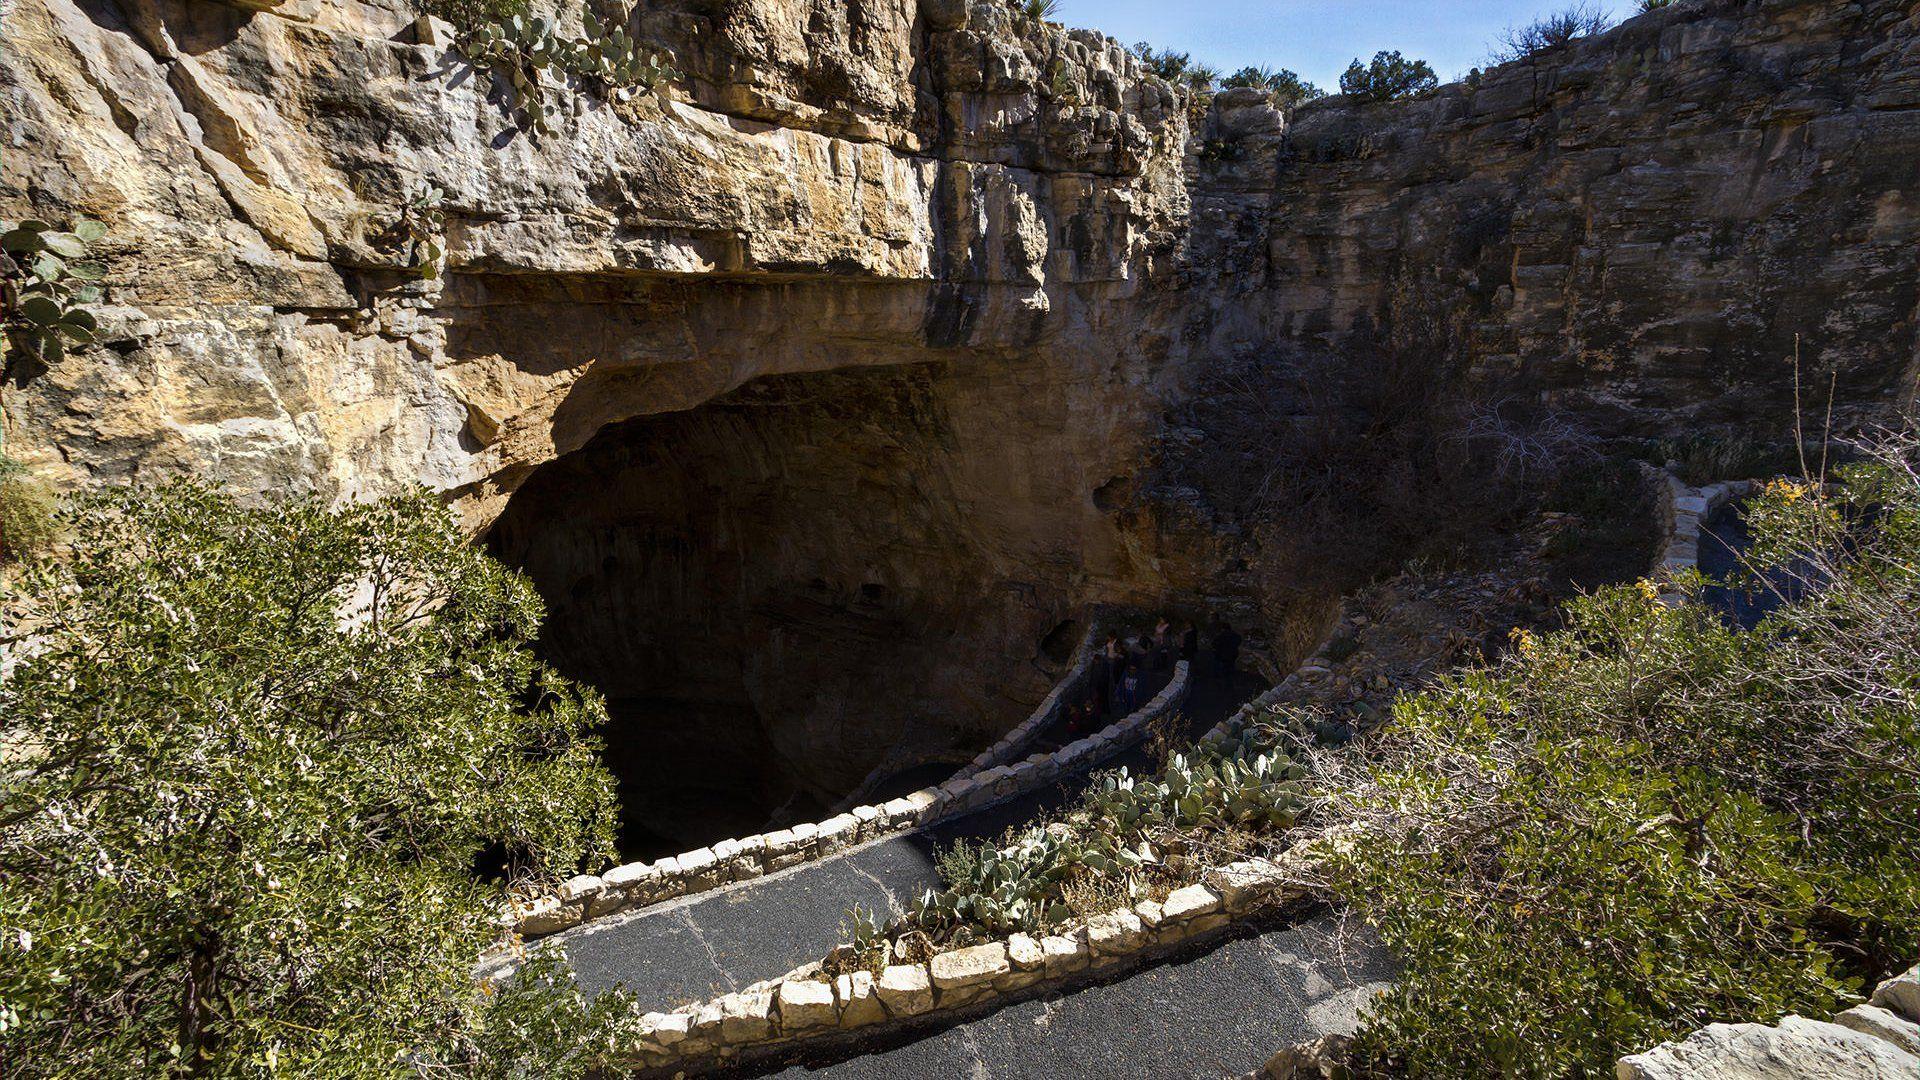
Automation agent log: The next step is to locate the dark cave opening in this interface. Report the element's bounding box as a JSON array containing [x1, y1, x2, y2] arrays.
[[487, 362, 1064, 862]]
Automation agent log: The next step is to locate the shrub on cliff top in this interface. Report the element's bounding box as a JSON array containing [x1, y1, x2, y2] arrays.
[[0, 483, 629, 1077], [1325, 434, 1920, 1075], [1490, 3, 1615, 63], [1222, 66, 1326, 111], [1338, 51, 1438, 103]]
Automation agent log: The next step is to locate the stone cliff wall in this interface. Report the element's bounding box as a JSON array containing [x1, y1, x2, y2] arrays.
[[4, 0, 1918, 837], [1187, 0, 1920, 434]]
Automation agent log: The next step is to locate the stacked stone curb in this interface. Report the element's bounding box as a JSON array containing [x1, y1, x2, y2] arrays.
[[508, 662, 1192, 939], [1617, 964, 1920, 1078], [1653, 473, 1753, 604], [595, 840, 1333, 1075], [950, 621, 1102, 780]]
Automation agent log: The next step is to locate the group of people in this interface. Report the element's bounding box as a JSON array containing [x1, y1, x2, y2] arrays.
[[1062, 617, 1244, 736]]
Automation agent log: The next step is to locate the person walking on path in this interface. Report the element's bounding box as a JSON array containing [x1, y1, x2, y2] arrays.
[[1118, 663, 1142, 714], [1179, 621, 1199, 664], [1213, 622, 1242, 678], [1105, 634, 1128, 704], [1091, 639, 1115, 717], [1151, 617, 1172, 671]]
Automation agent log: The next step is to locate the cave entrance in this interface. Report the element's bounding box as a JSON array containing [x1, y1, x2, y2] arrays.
[[489, 362, 1048, 861]]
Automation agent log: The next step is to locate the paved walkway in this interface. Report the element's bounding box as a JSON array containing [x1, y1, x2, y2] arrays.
[[744, 911, 1392, 1079], [558, 668, 1267, 1010]]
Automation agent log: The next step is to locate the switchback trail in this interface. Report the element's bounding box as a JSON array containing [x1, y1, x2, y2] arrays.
[[557, 668, 1268, 1010]]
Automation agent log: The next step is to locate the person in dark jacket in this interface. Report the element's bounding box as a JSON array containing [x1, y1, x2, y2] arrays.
[[1213, 622, 1242, 677], [1179, 621, 1199, 664], [1118, 662, 1142, 714]]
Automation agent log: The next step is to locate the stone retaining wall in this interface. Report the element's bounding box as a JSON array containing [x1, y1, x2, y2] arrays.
[[1653, 473, 1754, 603], [593, 840, 1334, 1076], [509, 663, 1192, 939], [951, 621, 1102, 780]]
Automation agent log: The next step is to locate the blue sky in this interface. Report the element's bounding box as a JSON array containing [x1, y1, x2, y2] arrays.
[[1052, 0, 1641, 89]]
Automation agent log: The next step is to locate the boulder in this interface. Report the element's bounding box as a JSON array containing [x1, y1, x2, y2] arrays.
[[931, 942, 1010, 1001], [1834, 1004, 1920, 1058], [1874, 965, 1920, 1023], [1041, 932, 1090, 977], [1617, 1015, 1920, 1079]]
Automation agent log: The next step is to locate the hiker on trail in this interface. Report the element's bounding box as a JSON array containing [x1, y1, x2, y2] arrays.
[[1152, 617, 1172, 670], [1065, 700, 1088, 737], [1091, 638, 1116, 716], [1179, 621, 1199, 664], [1213, 622, 1242, 677], [1119, 662, 1142, 713]]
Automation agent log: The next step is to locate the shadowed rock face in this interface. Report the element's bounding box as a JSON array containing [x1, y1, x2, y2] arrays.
[[5, 0, 1919, 846], [489, 362, 1091, 852]]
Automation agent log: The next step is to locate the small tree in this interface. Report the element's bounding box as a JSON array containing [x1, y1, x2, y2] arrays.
[[1338, 50, 1438, 102], [1221, 66, 1324, 110], [0, 484, 627, 1076], [1491, 3, 1614, 63]]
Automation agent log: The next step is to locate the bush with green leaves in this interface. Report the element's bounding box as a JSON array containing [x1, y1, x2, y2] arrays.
[[1130, 43, 1218, 95], [1338, 50, 1438, 103], [1325, 434, 1920, 1076], [908, 733, 1308, 942], [418, 0, 527, 33], [1, 217, 104, 376], [1221, 66, 1325, 110], [455, 8, 675, 134], [0, 483, 632, 1077], [1017, 0, 1060, 23], [396, 183, 448, 279]]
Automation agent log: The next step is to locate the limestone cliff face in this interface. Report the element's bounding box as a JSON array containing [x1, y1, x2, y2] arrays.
[[3, 0, 1917, 848], [1187, 0, 1920, 432]]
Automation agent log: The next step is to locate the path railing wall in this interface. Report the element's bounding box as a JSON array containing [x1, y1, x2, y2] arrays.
[[509, 661, 1191, 939], [579, 839, 1335, 1076]]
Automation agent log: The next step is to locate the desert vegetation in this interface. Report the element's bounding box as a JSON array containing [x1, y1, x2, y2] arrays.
[[1321, 435, 1920, 1073], [885, 428, 1919, 1075], [0, 485, 638, 1076]]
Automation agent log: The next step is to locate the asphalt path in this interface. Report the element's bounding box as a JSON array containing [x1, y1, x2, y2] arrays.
[[744, 909, 1392, 1079], [557, 667, 1267, 1010]]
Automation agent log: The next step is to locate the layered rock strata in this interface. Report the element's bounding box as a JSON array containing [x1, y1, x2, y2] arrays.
[[4, 0, 1918, 829]]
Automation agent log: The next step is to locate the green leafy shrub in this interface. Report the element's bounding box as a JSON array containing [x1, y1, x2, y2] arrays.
[[1222, 66, 1325, 110], [454, 8, 675, 135], [1018, 0, 1060, 22], [0, 456, 58, 564], [908, 733, 1307, 942], [1, 217, 105, 375], [1650, 430, 1800, 485], [1130, 43, 1217, 95], [1327, 436, 1920, 1076], [1338, 50, 1438, 103], [396, 183, 448, 279], [418, 0, 528, 33], [0, 483, 630, 1076], [1637, 0, 1674, 12]]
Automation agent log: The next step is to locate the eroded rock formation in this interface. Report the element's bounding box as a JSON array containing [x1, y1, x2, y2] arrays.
[[4, 0, 1917, 848]]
